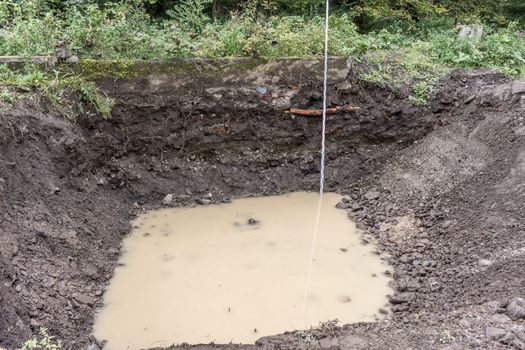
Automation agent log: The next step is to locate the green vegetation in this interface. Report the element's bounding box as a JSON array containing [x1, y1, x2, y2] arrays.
[[0, 63, 113, 119], [1, 0, 524, 63], [0, 0, 524, 109], [17, 327, 62, 350]]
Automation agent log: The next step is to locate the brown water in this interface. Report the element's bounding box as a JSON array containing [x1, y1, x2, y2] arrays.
[[93, 192, 391, 349]]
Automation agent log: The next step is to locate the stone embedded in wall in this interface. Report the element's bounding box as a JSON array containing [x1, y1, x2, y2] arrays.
[[512, 81, 525, 95], [458, 25, 484, 41]]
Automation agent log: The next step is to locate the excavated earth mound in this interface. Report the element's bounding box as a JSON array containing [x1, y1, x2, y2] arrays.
[[0, 59, 524, 350]]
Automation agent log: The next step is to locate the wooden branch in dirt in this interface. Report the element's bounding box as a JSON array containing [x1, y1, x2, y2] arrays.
[[285, 105, 360, 117]]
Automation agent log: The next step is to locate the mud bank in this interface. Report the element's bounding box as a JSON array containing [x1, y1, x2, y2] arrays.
[[1, 59, 524, 350]]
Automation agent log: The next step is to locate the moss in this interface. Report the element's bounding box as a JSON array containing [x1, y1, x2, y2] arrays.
[[67, 57, 274, 80]]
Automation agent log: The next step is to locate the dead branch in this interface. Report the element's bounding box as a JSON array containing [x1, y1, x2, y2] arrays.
[[285, 105, 360, 117]]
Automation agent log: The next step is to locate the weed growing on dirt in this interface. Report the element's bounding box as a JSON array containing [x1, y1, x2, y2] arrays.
[[439, 330, 455, 344], [294, 319, 340, 347], [0, 88, 14, 104], [295, 329, 315, 346], [410, 81, 433, 106], [357, 52, 440, 105], [17, 328, 62, 350], [0, 64, 113, 119], [318, 319, 340, 337]]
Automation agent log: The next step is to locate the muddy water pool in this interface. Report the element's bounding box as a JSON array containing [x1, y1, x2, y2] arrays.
[[93, 192, 391, 349]]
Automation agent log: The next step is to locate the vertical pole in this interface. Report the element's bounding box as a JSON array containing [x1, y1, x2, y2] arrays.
[[319, 0, 329, 194]]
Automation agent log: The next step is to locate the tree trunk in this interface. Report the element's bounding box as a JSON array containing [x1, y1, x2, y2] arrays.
[[212, 0, 218, 21]]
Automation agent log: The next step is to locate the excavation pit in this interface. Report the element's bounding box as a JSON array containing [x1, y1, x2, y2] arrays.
[[1, 58, 524, 350]]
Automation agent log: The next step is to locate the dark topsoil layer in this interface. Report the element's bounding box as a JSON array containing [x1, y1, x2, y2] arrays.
[[0, 58, 524, 350]]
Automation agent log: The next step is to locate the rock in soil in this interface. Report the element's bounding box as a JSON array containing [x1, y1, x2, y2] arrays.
[[506, 297, 525, 320]]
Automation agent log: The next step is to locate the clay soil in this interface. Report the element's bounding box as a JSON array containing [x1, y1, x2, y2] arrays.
[[1, 59, 524, 350]]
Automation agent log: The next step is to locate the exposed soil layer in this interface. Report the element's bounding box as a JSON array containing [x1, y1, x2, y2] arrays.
[[1, 59, 524, 350]]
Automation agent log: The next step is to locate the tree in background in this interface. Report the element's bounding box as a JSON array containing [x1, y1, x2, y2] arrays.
[[503, 0, 525, 24]]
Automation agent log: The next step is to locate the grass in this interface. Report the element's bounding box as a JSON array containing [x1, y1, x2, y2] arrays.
[[1, 2, 524, 110], [295, 319, 340, 346], [0, 63, 113, 119]]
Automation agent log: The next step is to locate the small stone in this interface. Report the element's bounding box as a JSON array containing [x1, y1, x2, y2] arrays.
[[486, 327, 506, 340], [255, 86, 268, 95], [440, 97, 454, 105], [515, 329, 525, 342], [467, 337, 484, 348], [49, 184, 61, 195], [379, 308, 388, 315], [389, 292, 415, 304], [506, 297, 525, 320], [196, 198, 211, 205], [464, 95, 476, 104], [478, 259, 493, 267], [162, 194, 173, 205], [336, 81, 353, 93], [511, 338, 525, 350], [66, 55, 79, 64], [442, 220, 453, 229], [81, 266, 98, 278], [319, 338, 339, 348], [248, 218, 258, 225], [459, 318, 470, 328], [512, 81, 525, 95], [335, 202, 351, 209], [364, 191, 380, 200], [492, 85, 511, 100], [501, 331, 518, 346], [391, 304, 409, 313], [351, 203, 363, 211], [341, 197, 350, 203], [86, 344, 101, 350], [74, 293, 94, 306]]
